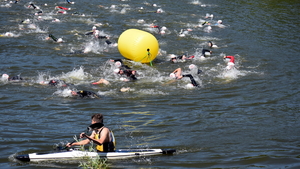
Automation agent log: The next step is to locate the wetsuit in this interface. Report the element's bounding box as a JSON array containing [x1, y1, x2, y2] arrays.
[[9, 76, 23, 81], [121, 69, 137, 81], [182, 74, 199, 87], [202, 49, 211, 57], [29, 3, 37, 9], [76, 90, 99, 98], [48, 34, 58, 42]]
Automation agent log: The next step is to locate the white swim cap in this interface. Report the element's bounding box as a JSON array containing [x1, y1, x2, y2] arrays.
[[161, 26, 167, 31], [57, 38, 63, 43], [170, 54, 176, 59], [92, 26, 96, 30], [189, 64, 196, 70], [186, 83, 194, 88], [114, 68, 120, 74], [115, 61, 121, 67], [94, 30, 99, 36], [2, 74, 9, 79], [218, 20, 222, 24], [169, 73, 176, 79]]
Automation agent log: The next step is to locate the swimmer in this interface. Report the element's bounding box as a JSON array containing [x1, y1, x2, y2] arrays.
[[170, 54, 195, 63], [169, 68, 199, 87], [223, 56, 235, 70], [55, 6, 71, 10], [57, 11, 67, 14], [40, 79, 68, 87], [201, 49, 212, 58], [46, 34, 63, 43], [66, 0, 75, 4], [208, 41, 218, 48], [28, 3, 39, 9], [114, 68, 137, 81], [34, 11, 43, 16], [1, 74, 23, 81], [71, 90, 99, 98]]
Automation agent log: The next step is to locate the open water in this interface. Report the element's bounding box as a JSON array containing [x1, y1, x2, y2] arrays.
[[0, 0, 299, 168]]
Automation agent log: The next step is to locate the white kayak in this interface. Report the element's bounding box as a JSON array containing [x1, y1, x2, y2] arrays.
[[15, 148, 176, 162]]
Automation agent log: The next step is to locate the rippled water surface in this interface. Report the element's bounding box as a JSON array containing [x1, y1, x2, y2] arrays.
[[1, 0, 299, 168]]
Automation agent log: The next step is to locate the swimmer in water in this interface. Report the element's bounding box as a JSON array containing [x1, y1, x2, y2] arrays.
[[71, 90, 99, 98], [55, 6, 71, 11], [169, 68, 200, 87], [40, 79, 68, 87], [223, 55, 235, 70], [201, 49, 212, 58], [114, 68, 137, 81], [46, 34, 63, 43], [1, 74, 23, 81], [170, 54, 195, 63], [66, 0, 75, 4], [208, 41, 217, 48], [28, 3, 39, 9]]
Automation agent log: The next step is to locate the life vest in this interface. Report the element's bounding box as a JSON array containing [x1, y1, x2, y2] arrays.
[[95, 128, 116, 152]]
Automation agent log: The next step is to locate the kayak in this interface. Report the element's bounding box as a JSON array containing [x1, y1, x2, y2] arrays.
[[15, 148, 176, 162]]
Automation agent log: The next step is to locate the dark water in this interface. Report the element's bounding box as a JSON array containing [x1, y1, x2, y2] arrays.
[[1, 0, 299, 168]]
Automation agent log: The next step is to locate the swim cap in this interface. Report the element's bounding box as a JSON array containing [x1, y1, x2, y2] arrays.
[[189, 64, 196, 70], [169, 73, 176, 79], [186, 83, 194, 88], [115, 61, 121, 67], [92, 26, 96, 30], [114, 68, 120, 74], [170, 54, 176, 59], [2, 74, 9, 80], [57, 38, 63, 43], [218, 20, 222, 24]]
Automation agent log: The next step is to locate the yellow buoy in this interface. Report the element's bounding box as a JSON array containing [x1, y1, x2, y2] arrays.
[[118, 29, 159, 64]]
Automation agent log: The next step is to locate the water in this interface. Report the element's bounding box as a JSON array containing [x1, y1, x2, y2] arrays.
[[1, 0, 299, 168]]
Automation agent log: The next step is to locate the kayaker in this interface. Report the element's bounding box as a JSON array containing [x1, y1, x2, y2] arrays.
[[66, 113, 115, 152]]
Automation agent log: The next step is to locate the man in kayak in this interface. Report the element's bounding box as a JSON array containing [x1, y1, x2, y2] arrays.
[[66, 113, 115, 152]]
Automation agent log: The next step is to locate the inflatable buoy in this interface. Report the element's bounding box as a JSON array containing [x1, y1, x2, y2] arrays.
[[118, 29, 159, 64]]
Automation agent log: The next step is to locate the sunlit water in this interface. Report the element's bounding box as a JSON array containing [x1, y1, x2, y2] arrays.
[[1, 0, 299, 168]]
